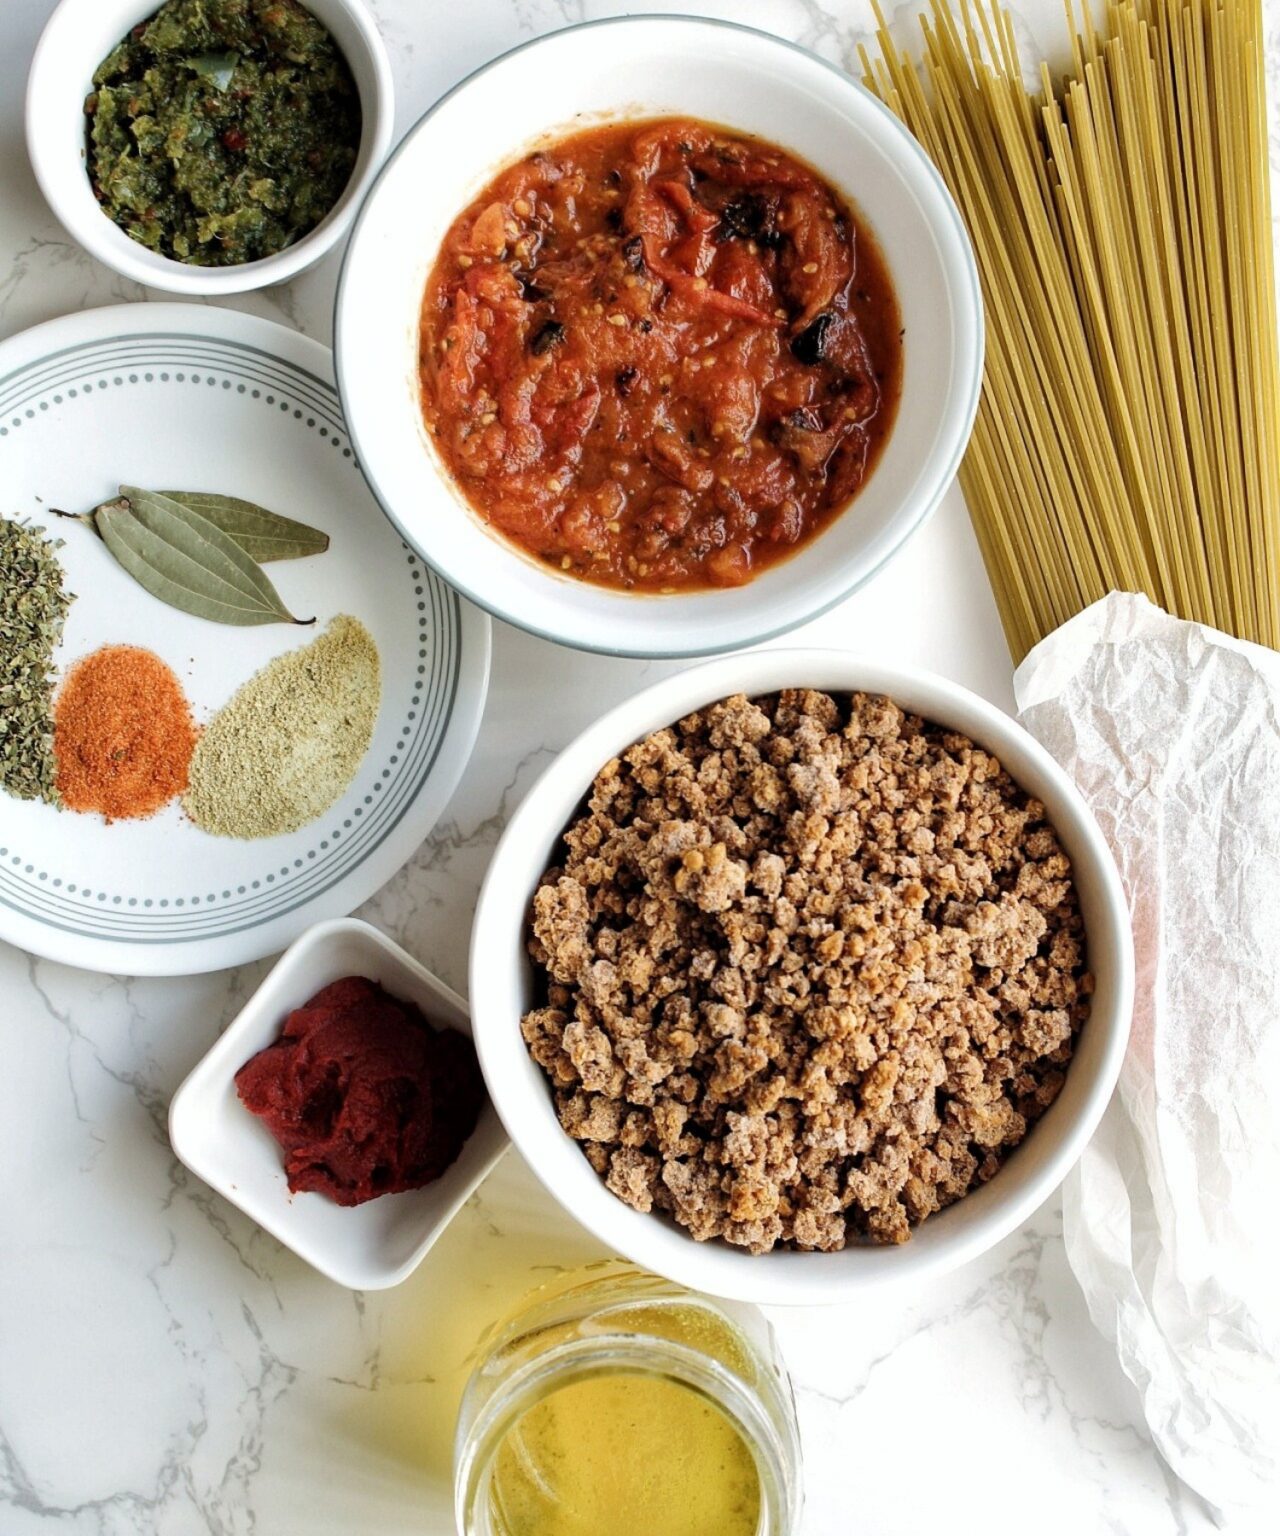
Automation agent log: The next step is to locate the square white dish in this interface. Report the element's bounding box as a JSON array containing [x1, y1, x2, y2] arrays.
[[169, 918, 508, 1290]]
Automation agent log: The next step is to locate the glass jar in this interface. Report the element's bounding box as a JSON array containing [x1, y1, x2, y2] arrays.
[[454, 1264, 802, 1536]]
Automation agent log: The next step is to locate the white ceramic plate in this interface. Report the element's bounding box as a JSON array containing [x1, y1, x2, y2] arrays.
[[169, 918, 509, 1291], [0, 304, 490, 976]]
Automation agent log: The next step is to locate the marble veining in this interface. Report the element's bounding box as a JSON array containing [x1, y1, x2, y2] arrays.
[[2, 1, 1275, 1532]]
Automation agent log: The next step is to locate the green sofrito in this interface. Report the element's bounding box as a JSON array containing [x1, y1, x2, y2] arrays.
[[86, 0, 360, 266]]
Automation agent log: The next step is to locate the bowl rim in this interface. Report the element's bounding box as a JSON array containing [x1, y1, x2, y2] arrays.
[[468, 649, 1135, 1305], [25, 0, 395, 296], [333, 12, 985, 659], [167, 915, 510, 1290]]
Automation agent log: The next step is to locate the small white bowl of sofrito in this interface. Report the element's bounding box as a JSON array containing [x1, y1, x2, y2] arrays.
[[26, 0, 393, 295], [335, 15, 982, 658]]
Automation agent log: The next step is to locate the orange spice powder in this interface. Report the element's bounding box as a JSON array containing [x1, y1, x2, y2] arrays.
[[54, 644, 197, 820]]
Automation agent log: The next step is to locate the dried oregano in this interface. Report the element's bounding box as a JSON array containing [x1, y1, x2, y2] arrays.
[[0, 517, 73, 803]]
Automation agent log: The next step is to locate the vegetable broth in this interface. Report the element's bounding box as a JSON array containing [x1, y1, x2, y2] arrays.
[[489, 1368, 761, 1536]]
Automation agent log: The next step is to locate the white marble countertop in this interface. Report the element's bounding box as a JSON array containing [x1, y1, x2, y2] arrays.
[[0, 1, 1261, 1531]]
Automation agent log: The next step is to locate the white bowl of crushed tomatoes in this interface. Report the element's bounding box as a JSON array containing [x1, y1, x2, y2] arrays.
[[336, 16, 983, 658]]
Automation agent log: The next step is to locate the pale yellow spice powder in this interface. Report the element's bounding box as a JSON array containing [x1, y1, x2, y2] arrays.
[[184, 614, 381, 839]]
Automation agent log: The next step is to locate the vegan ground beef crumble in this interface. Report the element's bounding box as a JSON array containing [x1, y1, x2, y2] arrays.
[[520, 689, 1092, 1253]]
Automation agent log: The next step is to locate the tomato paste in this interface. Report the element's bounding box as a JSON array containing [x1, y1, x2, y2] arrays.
[[235, 976, 484, 1206], [419, 117, 902, 591]]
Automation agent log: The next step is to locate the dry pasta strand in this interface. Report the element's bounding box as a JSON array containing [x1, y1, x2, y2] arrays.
[[864, 0, 1280, 659]]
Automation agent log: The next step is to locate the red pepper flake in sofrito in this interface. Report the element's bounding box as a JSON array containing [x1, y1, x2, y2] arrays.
[[418, 117, 903, 592], [235, 977, 484, 1206]]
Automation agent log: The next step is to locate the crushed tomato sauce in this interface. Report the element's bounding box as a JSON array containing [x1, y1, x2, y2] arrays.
[[419, 117, 902, 591]]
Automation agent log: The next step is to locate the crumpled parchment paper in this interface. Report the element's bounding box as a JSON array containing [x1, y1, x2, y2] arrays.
[[1013, 593, 1280, 1525]]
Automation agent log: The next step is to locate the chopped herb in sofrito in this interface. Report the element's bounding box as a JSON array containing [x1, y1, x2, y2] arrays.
[[85, 0, 360, 266]]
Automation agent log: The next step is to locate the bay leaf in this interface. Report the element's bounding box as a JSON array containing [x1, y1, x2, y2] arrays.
[[97, 487, 313, 626], [158, 491, 329, 562], [186, 51, 238, 91]]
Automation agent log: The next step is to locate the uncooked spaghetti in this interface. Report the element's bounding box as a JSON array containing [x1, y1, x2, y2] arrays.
[[862, 0, 1280, 660]]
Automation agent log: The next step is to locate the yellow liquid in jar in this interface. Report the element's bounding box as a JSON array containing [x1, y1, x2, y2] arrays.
[[489, 1370, 761, 1536]]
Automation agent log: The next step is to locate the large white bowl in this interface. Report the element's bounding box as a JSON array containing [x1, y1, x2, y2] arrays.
[[336, 16, 982, 658], [469, 651, 1134, 1305], [26, 0, 393, 295]]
